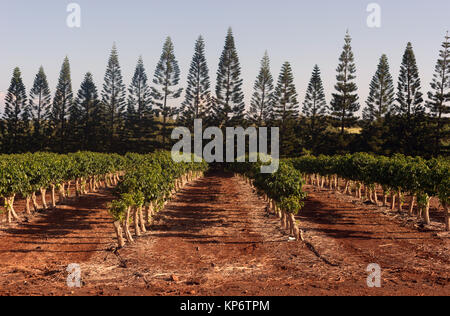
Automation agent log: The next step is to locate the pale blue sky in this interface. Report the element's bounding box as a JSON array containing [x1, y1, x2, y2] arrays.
[[0, 0, 449, 115]]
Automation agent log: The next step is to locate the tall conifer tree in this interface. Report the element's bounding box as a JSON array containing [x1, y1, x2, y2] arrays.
[[394, 42, 425, 154], [213, 28, 245, 127], [151, 37, 183, 146], [51, 57, 73, 152], [273, 62, 299, 156], [3, 67, 27, 152], [74, 72, 101, 150], [180, 36, 211, 130], [302, 64, 327, 150], [29, 66, 51, 149], [127, 56, 153, 150], [363, 54, 395, 122], [249, 51, 274, 127], [102, 43, 126, 151], [330, 31, 360, 134], [273, 62, 299, 123], [395, 42, 424, 119], [427, 33, 450, 155]]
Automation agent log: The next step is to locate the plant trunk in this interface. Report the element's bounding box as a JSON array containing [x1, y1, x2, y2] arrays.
[[397, 192, 403, 212], [290, 213, 300, 240], [75, 179, 80, 197], [40, 188, 48, 209], [391, 193, 396, 210], [25, 196, 32, 215], [280, 212, 286, 229], [123, 207, 134, 243], [113, 220, 125, 248], [66, 181, 72, 198], [51, 184, 56, 209], [409, 196, 416, 215], [423, 196, 431, 225], [58, 184, 66, 204], [133, 207, 141, 237], [138, 206, 146, 233], [343, 180, 349, 194], [374, 187, 379, 204], [32, 192, 40, 211], [6, 196, 20, 223]]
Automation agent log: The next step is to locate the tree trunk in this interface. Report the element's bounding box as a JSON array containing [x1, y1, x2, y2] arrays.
[[423, 196, 431, 225], [51, 184, 56, 209], [32, 192, 40, 211], [391, 193, 396, 210], [40, 188, 48, 209], [75, 179, 80, 197], [123, 207, 134, 243], [138, 206, 146, 233], [397, 192, 403, 212], [25, 196, 32, 215], [343, 180, 349, 194], [147, 202, 154, 225], [133, 207, 141, 237], [281, 212, 286, 229], [409, 195, 415, 215], [58, 184, 66, 204], [6, 196, 20, 223], [66, 181, 72, 198], [113, 220, 125, 248], [290, 214, 300, 240], [288, 214, 295, 236]]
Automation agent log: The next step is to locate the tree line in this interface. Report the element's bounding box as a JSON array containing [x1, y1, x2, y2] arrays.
[[1, 28, 449, 157]]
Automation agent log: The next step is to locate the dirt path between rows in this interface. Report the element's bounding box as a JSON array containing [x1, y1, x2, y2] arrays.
[[0, 172, 448, 296]]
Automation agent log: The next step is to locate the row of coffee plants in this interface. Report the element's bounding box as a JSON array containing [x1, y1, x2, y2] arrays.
[[108, 152, 208, 248], [0, 152, 126, 223], [227, 158, 307, 240], [290, 153, 450, 231]]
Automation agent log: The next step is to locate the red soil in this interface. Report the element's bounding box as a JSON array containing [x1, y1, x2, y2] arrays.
[[0, 172, 448, 296]]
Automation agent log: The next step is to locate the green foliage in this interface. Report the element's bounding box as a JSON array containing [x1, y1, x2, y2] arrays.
[[101, 43, 127, 151], [213, 28, 245, 126], [291, 153, 449, 201], [3, 67, 28, 153], [227, 158, 306, 215], [180, 36, 212, 129], [330, 31, 360, 134], [427, 33, 450, 155], [249, 52, 274, 127], [51, 56, 73, 152], [0, 152, 125, 200], [151, 37, 183, 146], [112, 151, 208, 219], [363, 54, 395, 122], [273, 61, 299, 123]]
